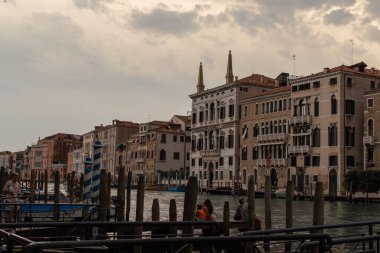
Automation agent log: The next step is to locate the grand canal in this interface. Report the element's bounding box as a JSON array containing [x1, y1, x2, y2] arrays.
[[117, 189, 380, 228]]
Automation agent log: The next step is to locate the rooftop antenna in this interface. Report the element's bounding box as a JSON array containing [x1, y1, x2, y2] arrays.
[[349, 39, 354, 64], [292, 54, 296, 76]]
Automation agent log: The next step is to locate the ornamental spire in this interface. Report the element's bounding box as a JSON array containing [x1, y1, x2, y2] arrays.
[[196, 62, 205, 93], [225, 50, 234, 84]]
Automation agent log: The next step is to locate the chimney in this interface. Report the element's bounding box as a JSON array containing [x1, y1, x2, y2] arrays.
[[323, 67, 329, 73], [260, 75, 263, 84]]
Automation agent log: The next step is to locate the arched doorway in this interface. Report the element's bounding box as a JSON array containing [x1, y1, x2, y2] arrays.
[[270, 168, 278, 189], [297, 168, 305, 192], [208, 162, 214, 188], [329, 169, 337, 196]]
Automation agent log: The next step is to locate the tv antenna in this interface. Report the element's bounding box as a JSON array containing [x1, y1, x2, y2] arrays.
[[292, 54, 296, 76], [349, 40, 354, 64]]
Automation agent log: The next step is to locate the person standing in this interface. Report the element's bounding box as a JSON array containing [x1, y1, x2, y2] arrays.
[[234, 199, 245, 220], [2, 172, 22, 222]]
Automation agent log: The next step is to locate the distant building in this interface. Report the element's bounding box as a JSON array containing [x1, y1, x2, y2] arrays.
[[189, 51, 276, 191], [30, 133, 83, 180], [127, 115, 191, 186], [67, 148, 83, 178], [363, 87, 380, 170], [0, 151, 12, 174], [288, 62, 380, 196], [11, 151, 25, 179]]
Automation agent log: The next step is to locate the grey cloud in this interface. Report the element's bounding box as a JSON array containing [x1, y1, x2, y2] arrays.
[[366, 1, 380, 21], [129, 6, 199, 35], [365, 25, 380, 44], [72, 0, 113, 12], [324, 9, 354, 26]]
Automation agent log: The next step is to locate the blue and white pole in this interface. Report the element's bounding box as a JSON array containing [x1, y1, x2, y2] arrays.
[[92, 139, 102, 203], [83, 157, 93, 204]]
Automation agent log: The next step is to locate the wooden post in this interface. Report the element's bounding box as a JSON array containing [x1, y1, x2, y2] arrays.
[[53, 171, 60, 222], [98, 169, 108, 221], [126, 171, 132, 221], [116, 166, 126, 221], [79, 174, 84, 202], [169, 199, 177, 234], [285, 180, 293, 252], [0, 167, 5, 195], [223, 201, 230, 236], [247, 175, 255, 231], [134, 175, 145, 253], [312, 182, 324, 232], [107, 172, 112, 219], [70, 171, 75, 203], [182, 176, 198, 253], [152, 198, 160, 238], [30, 170, 36, 203], [44, 171, 48, 204], [264, 176, 272, 252]]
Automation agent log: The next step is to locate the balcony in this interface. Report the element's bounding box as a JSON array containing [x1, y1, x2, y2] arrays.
[[136, 158, 146, 163], [273, 158, 287, 167], [256, 159, 266, 167], [200, 149, 221, 157], [257, 133, 287, 142], [363, 136, 374, 145], [288, 145, 310, 154], [289, 115, 311, 125]]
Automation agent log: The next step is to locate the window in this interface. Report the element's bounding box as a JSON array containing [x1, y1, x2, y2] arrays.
[[312, 156, 320, 166], [198, 158, 203, 166], [314, 98, 319, 117], [219, 135, 225, 149], [367, 98, 374, 108], [253, 124, 259, 137], [292, 85, 298, 92], [192, 113, 197, 124], [242, 125, 248, 139], [191, 139, 196, 151], [347, 77, 352, 87], [173, 135, 177, 142], [279, 100, 283, 111], [270, 101, 273, 112], [347, 156, 355, 167], [290, 157, 296, 167], [283, 99, 287, 110], [330, 77, 337, 85], [266, 102, 269, 113], [243, 105, 248, 116], [229, 171, 233, 180], [220, 171, 224, 180], [219, 157, 224, 166], [186, 152, 190, 160], [304, 155, 311, 167], [329, 155, 338, 166], [371, 81, 376, 89], [255, 104, 259, 115], [312, 128, 321, 147], [328, 125, 337, 146], [229, 104, 235, 117], [331, 95, 337, 114], [228, 157, 233, 166], [159, 149, 166, 160], [242, 147, 247, 160], [345, 100, 355, 115], [180, 136, 184, 142], [252, 146, 258, 160], [261, 103, 265, 114], [345, 127, 355, 147], [173, 152, 180, 160], [220, 106, 225, 119], [313, 175, 319, 182], [199, 111, 204, 123], [228, 133, 234, 148], [368, 119, 374, 136], [161, 134, 167, 143], [274, 100, 278, 112], [313, 81, 320, 88]]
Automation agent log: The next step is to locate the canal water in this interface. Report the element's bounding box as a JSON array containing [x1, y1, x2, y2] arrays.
[[115, 189, 380, 228]]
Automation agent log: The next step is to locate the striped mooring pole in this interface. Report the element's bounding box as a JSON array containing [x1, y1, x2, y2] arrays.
[[92, 139, 102, 203], [83, 157, 93, 204]]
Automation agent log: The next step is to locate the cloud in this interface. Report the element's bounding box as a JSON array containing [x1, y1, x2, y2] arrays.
[[72, 0, 113, 12], [324, 9, 354, 26], [129, 5, 200, 35], [366, 0, 380, 21], [364, 25, 380, 44]]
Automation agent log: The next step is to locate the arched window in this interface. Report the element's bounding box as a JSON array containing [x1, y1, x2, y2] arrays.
[[265, 122, 269, 134], [274, 121, 278, 133], [242, 125, 248, 138], [331, 95, 337, 114], [262, 103, 265, 114], [299, 99, 306, 116], [283, 99, 287, 110], [368, 119, 374, 136], [274, 100, 278, 112], [270, 121, 273, 134], [314, 98, 319, 117], [253, 124, 259, 137], [283, 119, 287, 133], [313, 128, 321, 147], [210, 102, 215, 120], [261, 122, 265, 135], [328, 125, 337, 146], [270, 101, 274, 112], [278, 121, 283, 133], [266, 102, 269, 113], [279, 100, 283, 111]]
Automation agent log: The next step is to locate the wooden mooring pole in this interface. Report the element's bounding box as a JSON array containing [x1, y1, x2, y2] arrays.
[[182, 176, 198, 253], [116, 166, 126, 221], [248, 175, 255, 231], [98, 169, 108, 222], [30, 170, 36, 203], [134, 175, 145, 253], [44, 171, 48, 204], [53, 171, 60, 221], [126, 171, 132, 221], [285, 180, 293, 252], [264, 176, 272, 252]]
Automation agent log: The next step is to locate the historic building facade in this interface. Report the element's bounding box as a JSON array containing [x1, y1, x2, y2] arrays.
[[288, 62, 380, 196], [189, 51, 276, 191], [126, 115, 190, 186], [240, 84, 291, 191], [363, 88, 380, 170]]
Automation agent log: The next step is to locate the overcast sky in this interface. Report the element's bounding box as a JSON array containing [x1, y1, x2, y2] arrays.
[[1, 0, 380, 151]]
